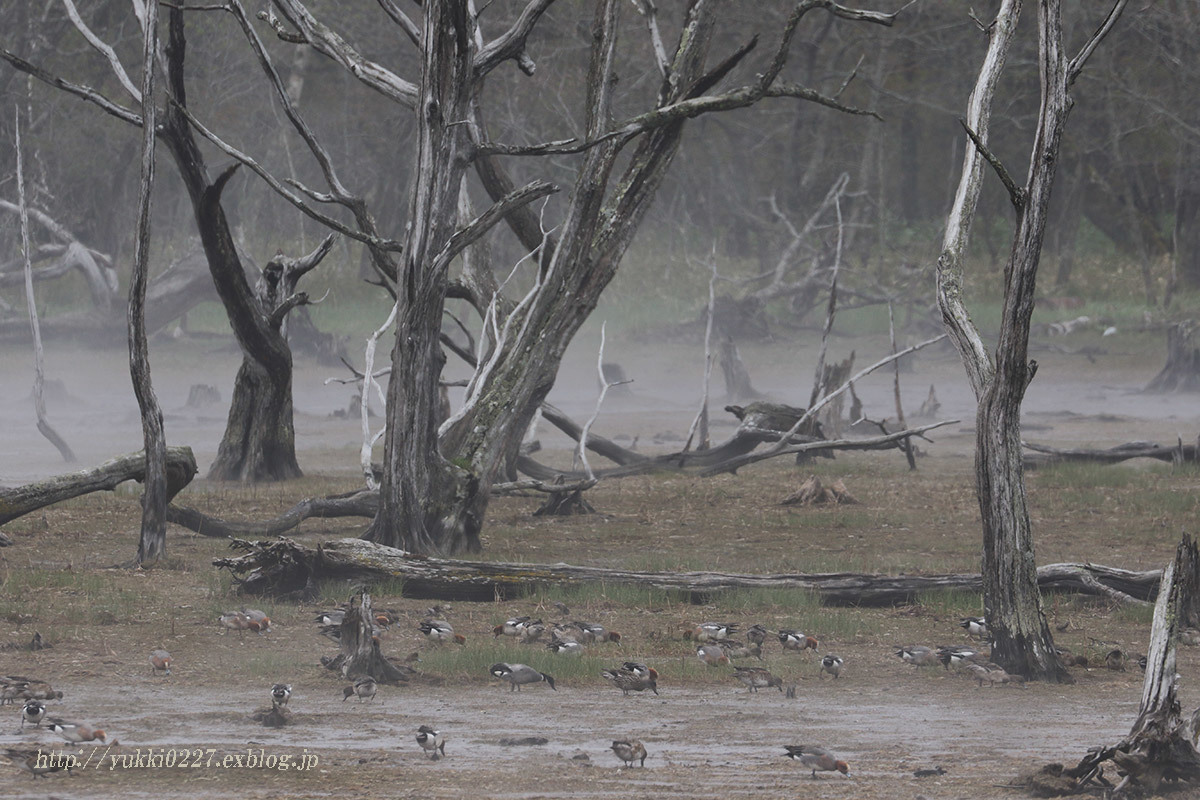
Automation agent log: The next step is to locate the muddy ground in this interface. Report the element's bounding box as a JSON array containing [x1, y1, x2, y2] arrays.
[[1, 324, 1199, 799]]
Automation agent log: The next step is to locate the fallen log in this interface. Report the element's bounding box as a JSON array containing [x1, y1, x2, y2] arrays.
[[213, 537, 1163, 605], [166, 489, 377, 538], [1024, 439, 1200, 468], [0, 446, 198, 527]]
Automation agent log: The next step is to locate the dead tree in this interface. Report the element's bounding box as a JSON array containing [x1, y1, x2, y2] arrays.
[[934, 0, 1127, 682], [127, 1, 167, 567], [0, 447, 198, 527], [1, 7, 334, 483], [1059, 535, 1200, 796], [322, 592, 411, 683], [1145, 321, 1200, 392]]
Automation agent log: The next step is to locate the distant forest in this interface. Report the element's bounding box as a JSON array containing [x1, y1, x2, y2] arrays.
[[1, 1, 1196, 313]]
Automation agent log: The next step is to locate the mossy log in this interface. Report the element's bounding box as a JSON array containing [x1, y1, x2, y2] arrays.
[[213, 537, 1164, 605], [0, 446, 198, 527]]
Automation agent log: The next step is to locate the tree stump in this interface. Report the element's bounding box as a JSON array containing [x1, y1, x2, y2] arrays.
[[533, 489, 595, 516], [326, 592, 412, 684], [1145, 321, 1200, 392], [719, 336, 763, 401], [781, 476, 858, 506]]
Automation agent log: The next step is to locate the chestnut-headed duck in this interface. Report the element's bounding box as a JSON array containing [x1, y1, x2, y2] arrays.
[[778, 630, 819, 653], [149, 649, 172, 676], [896, 645, 939, 667], [696, 644, 730, 666], [47, 718, 106, 743], [688, 622, 736, 642], [784, 745, 849, 778], [493, 616, 537, 638], [343, 676, 377, 702], [571, 621, 620, 644], [420, 620, 465, 645]]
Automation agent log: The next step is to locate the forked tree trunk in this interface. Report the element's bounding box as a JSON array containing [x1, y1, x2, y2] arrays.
[[935, 0, 1127, 681]]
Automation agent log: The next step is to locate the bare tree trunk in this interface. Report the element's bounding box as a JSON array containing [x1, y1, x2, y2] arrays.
[[936, 0, 1127, 681], [365, 0, 475, 553], [129, 2, 166, 568]]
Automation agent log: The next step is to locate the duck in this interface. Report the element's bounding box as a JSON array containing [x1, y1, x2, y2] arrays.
[[601, 665, 658, 695], [343, 676, 377, 702], [896, 645, 939, 667], [936, 645, 983, 670], [1105, 648, 1127, 671], [688, 622, 736, 642], [519, 622, 547, 644], [489, 663, 556, 691], [2, 747, 73, 778], [546, 639, 583, 657], [493, 616, 536, 638], [219, 611, 251, 637], [243, 609, 271, 634], [733, 666, 782, 693], [149, 649, 172, 676], [965, 662, 1024, 688], [820, 654, 844, 679], [21, 699, 45, 729], [271, 683, 292, 707], [1054, 645, 1088, 668], [745, 624, 770, 647], [696, 644, 730, 666], [716, 638, 762, 660], [571, 621, 620, 644], [611, 739, 647, 767], [47, 718, 106, 743], [783, 745, 850, 778], [314, 610, 345, 626], [419, 620, 465, 645], [778, 630, 819, 653], [960, 617, 989, 640], [416, 725, 446, 760], [913, 765, 947, 777]]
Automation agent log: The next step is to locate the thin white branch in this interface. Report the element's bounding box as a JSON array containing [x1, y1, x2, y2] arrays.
[[62, 0, 142, 102], [360, 304, 398, 489]]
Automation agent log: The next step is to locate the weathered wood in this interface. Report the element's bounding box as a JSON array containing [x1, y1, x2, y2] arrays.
[[781, 476, 858, 506], [328, 592, 411, 684], [1145, 320, 1200, 392], [1025, 439, 1200, 468], [0, 447, 198, 527], [213, 537, 1164, 606], [166, 490, 377, 538]]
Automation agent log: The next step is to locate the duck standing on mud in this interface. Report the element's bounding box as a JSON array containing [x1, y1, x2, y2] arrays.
[[784, 745, 850, 778], [489, 663, 556, 691], [611, 739, 648, 767], [416, 725, 446, 760]]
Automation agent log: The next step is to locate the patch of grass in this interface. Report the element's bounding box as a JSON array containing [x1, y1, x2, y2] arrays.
[[1112, 600, 1157, 626], [417, 640, 609, 686], [242, 650, 305, 681], [537, 582, 686, 611], [1036, 462, 1137, 490], [915, 589, 985, 619], [715, 586, 822, 613]]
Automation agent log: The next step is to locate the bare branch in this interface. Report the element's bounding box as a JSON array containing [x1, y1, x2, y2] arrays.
[[0, 50, 142, 126], [1067, 0, 1129, 85], [437, 180, 557, 268], [630, 0, 670, 80], [374, 0, 422, 48], [766, 79, 882, 120], [61, 0, 142, 102], [959, 117, 1025, 208], [474, 0, 555, 77]]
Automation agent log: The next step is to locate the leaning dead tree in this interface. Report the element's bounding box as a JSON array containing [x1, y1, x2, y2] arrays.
[[0, 447, 198, 528], [1052, 535, 1200, 797], [934, 0, 1127, 682], [214, 536, 1164, 606]]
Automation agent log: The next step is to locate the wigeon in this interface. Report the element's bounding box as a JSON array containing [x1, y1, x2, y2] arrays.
[[420, 620, 465, 645], [47, 718, 106, 743], [343, 676, 377, 702], [784, 745, 850, 778], [416, 725, 446, 760], [733, 666, 782, 693], [489, 663, 556, 691], [937, 645, 984, 669], [271, 683, 292, 707], [688, 622, 736, 642], [601, 665, 658, 695], [696, 644, 730, 666], [896, 645, 939, 667], [243, 609, 271, 634], [149, 649, 172, 676], [965, 662, 1025, 688], [519, 622, 547, 644], [547, 639, 583, 657], [746, 624, 770, 646], [820, 654, 844, 679], [493, 616, 535, 638], [571, 621, 620, 644], [314, 610, 345, 626], [21, 699, 45, 729], [219, 611, 251, 637], [611, 739, 647, 767], [778, 630, 819, 653], [960, 617, 990, 640]]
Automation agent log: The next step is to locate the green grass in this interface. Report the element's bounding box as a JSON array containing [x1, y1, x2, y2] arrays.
[[916, 589, 984, 619]]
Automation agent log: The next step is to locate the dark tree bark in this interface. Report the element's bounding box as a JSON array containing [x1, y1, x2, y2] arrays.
[[935, 0, 1128, 682], [129, 1, 166, 567], [1145, 320, 1200, 392], [161, 9, 335, 482]]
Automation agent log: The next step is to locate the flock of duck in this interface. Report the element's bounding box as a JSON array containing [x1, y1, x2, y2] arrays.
[[2, 604, 1074, 780]]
